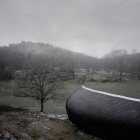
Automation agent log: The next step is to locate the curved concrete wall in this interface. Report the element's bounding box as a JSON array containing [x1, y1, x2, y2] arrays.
[[66, 86, 140, 140]]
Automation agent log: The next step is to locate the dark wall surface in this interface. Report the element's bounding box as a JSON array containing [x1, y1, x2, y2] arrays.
[[66, 86, 140, 140]]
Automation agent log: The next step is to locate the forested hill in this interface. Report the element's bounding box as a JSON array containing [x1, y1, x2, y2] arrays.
[[0, 41, 100, 72], [0, 41, 140, 81]]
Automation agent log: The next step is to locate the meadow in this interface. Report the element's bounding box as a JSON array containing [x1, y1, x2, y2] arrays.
[[0, 79, 80, 114], [0, 78, 140, 114], [85, 80, 140, 99]]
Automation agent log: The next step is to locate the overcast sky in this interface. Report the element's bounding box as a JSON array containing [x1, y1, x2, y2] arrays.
[[0, 0, 140, 57]]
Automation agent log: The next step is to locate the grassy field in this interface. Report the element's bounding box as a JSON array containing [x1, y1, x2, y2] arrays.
[[0, 80, 96, 139], [1, 78, 140, 114], [1, 79, 140, 114], [0, 79, 80, 114], [84, 80, 140, 99]]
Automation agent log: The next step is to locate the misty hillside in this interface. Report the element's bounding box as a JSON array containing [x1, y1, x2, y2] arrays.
[[0, 41, 100, 80], [1, 41, 140, 81]]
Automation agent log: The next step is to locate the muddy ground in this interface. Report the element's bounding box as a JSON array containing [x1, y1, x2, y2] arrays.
[[0, 105, 98, 140]]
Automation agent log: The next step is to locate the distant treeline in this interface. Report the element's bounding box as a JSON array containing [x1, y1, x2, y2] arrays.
[[0, 41, 99, 80], [0, 41, 140, 80], [103, 49, 140, 81]]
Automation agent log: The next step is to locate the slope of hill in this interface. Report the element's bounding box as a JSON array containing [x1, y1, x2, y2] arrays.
[[0, 41, 100, 80], [0, 41, 100, 66]]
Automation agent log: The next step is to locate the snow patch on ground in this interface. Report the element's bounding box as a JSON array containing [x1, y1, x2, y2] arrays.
[[39, 113, 68, 120]]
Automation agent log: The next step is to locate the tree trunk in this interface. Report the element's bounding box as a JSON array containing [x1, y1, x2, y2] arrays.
[[138, 73, 140, 80], [72, 70, 75, 79], [119, 70, 122, 82], [40, 101, 44, 112]]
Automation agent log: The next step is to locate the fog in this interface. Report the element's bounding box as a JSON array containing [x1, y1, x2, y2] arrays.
[[0, 0, 140, 57]]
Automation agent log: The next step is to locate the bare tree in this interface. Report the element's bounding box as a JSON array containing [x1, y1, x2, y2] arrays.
[[128, 50, 140, 80], [103, 49, 128, 81], [16, 63, 62, 112], [116, 49, 128, 81], [103, 51, 117, 76]]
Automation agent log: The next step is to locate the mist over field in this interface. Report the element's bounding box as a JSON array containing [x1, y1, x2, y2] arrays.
[[1, 1, 140, 140]]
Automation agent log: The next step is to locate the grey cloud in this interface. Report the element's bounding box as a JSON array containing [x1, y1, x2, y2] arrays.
[[0, 0, 140, 57]]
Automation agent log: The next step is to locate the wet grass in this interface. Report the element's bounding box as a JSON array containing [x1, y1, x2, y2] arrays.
[[85, 80, 140, 99], [1, 79, 140, 113], [0, 79, 80, 114]]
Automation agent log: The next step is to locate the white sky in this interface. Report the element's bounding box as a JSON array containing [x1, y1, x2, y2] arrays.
[[0, 0, 140, 57]]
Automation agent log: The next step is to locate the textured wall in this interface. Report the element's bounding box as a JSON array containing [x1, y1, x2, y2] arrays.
[[66, 86, 140, 140]]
